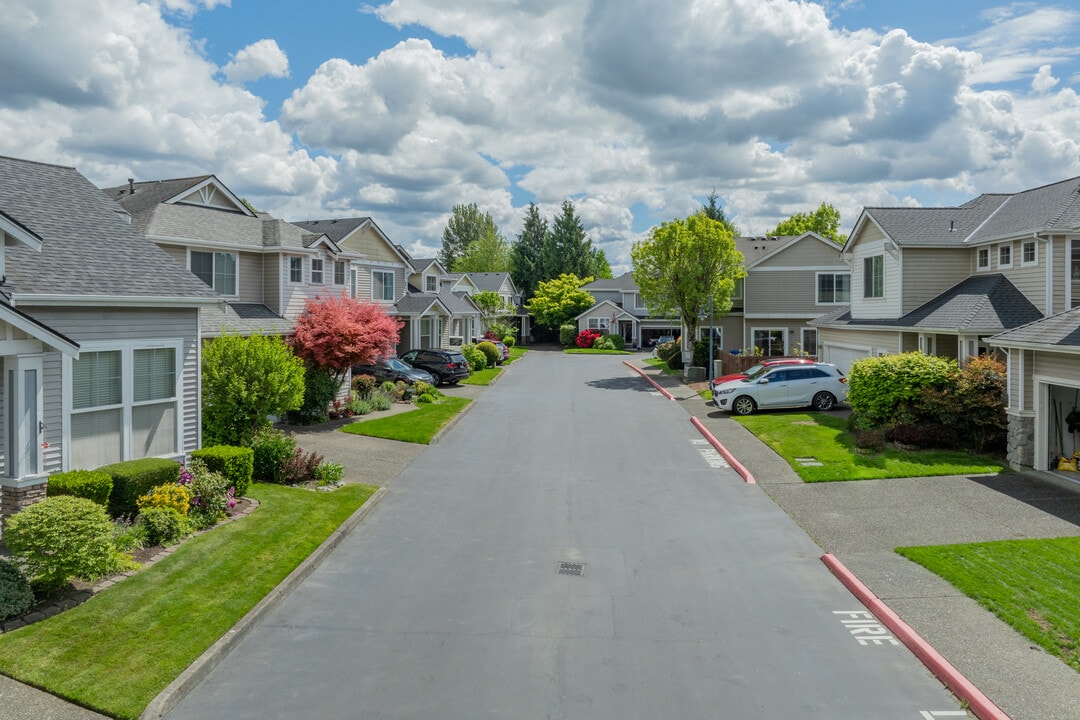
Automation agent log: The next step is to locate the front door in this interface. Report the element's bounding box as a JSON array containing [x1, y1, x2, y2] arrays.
[[5, 355, 44, 480]]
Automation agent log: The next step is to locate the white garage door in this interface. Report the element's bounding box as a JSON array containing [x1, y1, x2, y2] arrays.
[[824, 345, 870, 374]]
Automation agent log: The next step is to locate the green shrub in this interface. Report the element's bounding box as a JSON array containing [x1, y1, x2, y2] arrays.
[[138, 506, 187, 546], [312, 461, 345, 486], [477, 341, 501, 367], [280, 447, 324, 485], [380, 380, 397, 394], [502, 335, 516, 348], [250, 427, 297, 483], [192, 445, 254, 496], [347, 395, 373, 415], [47, 469, 112, 507], [461, 344, 487, 372], [657, 340, 681, 364], [559, 323, 577, 347], [5, 496, 116, 591], [593, 334, 625, 351], [692, 339, 714, 368], [0, 557, 35, 622], [99, 458, 181, 519], [111, 518, 147, 553], [412, 381, 435, 397], [416, 393, 436, 404], [372, 392, 392, 411], [182, 458, 235, 527], [351, 373, 378, 400], [137, 483, 192, 516], [288, 366, 340, 425], [846, 352, 958, 428]]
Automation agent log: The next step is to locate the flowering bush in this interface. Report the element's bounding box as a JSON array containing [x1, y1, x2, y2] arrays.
[[576, 329, 602, 348], [179, 459, 236, 528], [137, 483, 192, 516]]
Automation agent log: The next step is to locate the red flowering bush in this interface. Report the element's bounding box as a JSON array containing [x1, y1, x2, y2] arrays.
[[576, 329, 602, 348]]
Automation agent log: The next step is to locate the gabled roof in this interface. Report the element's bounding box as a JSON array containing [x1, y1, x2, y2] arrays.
[[0, 156, 219, 303], [733, 235, 798, 265], [395, 293, 453, 316], [812, 274, 1042, 333], [468, 272, 517, 293], [989, 306, 1080, 350], [293, 217, 410, 264], [575, 299, 636, 322], [408, 257, 447, 275], [583, 272, 638, 292], [104, 175, 255, 218]]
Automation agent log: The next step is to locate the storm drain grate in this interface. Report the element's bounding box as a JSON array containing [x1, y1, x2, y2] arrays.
[[558, 562, 585, 576]]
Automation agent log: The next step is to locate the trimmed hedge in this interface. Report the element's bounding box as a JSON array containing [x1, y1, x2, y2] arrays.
[[4, 496, 115, 591], [98, 458, 181, 519], [46, 469, 112, 507], [559, 323, 577, 347], [593, 334, 625, 351], [0, 557, 34, 622], [477, 341, 500, 367], [461, 344, 487, 372], [191, 445, 254, 496]]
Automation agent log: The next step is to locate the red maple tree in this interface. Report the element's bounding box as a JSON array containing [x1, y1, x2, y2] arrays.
[[291, 292, 403, 383]]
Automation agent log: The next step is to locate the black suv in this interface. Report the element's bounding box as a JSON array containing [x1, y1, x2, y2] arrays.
[[398, 348, 471, 386]]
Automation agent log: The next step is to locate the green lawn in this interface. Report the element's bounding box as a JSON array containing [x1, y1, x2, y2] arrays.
[[507, 346, 526, 362], [645, 358, 682, 377], [897, 537, 1080, 672], [341, 396, 471, 444], [0, 483, 375, 720], [734, 412, 1006, 482], [462, 367, 501, 385]]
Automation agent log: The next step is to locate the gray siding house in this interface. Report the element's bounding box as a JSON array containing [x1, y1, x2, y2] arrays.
[[0, 156, 220, 525]]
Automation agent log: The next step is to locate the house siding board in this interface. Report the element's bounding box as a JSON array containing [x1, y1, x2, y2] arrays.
[[755, 238, 841, 268], [1052, 236, 1069, 313], [819, 327, 901, 354], [1034, 351, 1078, 383], [901, 248, 969, 313], [264, 255, 281, 314], [340, 227, 400, 263], [745, 270, 814, 314], [997, 254, 1048, 315], [160, 243, 187, 268], [42, 352, 63, 474], [238, 251, 263, 304], [850, 239, 900, 319]]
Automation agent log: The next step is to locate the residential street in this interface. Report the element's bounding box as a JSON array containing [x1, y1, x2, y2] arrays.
[[164, 352, 966, 719]]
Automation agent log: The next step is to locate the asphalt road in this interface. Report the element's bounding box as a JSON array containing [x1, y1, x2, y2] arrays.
[[164, 353, 968, 719]]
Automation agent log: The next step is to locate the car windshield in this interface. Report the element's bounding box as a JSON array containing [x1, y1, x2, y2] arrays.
[[386, 359, 410, 371], [740, 363, 765, 376]]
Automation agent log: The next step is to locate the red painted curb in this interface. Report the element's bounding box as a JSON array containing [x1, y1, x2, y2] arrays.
[[821, 554, 1011, 720], [623, 361, 675, 400], [690, 416, 756, 484]]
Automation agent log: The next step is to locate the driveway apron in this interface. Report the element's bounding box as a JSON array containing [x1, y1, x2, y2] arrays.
[[164, 353, 966, 719]]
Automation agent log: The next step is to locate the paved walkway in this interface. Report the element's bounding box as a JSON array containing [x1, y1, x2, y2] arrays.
[[630, 357, 1080, 720]]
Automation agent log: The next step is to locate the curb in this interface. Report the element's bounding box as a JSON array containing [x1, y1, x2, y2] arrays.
[[689, 416, 756, 484], [622, 361, 675, 400], [430, 395, 478, 445], [139, 486, 391, 720], [821, 553, 1011, 720]]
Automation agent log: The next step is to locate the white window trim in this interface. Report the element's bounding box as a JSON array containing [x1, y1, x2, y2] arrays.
[[863, 255, 884, 299], [61, 339, 184, 468], [310, 257, 325, 285], [189, 249, 238, 297], [997, 243, 1013, 270], [425, 275, 438, 293], [372, 269, 395, 302], [751, 327, 788, 355], [1021, 240, 1038, 267], [4, 354, 44, 482], [815, 271, 851, 305], [588, 317, 611, 331], [288, 256, 303, 284], [976, 247, 990, 271], [333, 260, 346, 286], [800, 327, 817, 356]]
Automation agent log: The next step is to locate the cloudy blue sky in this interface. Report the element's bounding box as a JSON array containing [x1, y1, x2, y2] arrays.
[[2, 0, 1079, 273]]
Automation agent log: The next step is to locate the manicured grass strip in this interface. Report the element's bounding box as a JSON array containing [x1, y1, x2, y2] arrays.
[[507, 346, 526, 363], [645, 357, 681, 377], [897, 537, 1080, 672], [462, 367, 501, 385], [0, 483, 374, 720], [564, 348, 633, 354], [734, 412, 1005, 482], [341, 396, 471, 444]]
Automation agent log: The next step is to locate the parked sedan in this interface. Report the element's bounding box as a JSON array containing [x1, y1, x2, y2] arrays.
[[710, 357, 816, 390], [398, 348, 471, 386], [712, 362, 847, 415], [352, 357, 434, 385]]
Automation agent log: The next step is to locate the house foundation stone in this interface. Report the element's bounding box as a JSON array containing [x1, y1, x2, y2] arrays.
[[0, 480, 48, 533], [1007, 414, 1035, 469]]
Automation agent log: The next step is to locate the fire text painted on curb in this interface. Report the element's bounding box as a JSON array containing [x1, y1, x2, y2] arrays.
[[833, 610, 902, 646]]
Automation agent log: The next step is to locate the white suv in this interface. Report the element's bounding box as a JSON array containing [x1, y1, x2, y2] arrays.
[[712, 362, 847, 415]]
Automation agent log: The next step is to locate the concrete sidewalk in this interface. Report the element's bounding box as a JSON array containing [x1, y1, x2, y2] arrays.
[[631, 358, 1080, 720]]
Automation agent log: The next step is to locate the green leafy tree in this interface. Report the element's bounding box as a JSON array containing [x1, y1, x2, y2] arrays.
[[439, 203, 500, 269], [453, 226, 511, 273], [589, 247, 613, 279], [631, 212, 745, 346], [702, 190, 739, 236], [202, 331, 306, 446], [472, 290, 515, 331], [525, 273, 595, 329], [510, 203, 550, 299], [767, 202, 846, 244]]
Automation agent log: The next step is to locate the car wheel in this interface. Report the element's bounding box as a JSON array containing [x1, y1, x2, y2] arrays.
[[811, 391, 836, 411], [429, 371, 442, 386], [732, 396, 756, 416]]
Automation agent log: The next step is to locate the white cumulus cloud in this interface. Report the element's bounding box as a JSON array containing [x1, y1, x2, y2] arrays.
[[223, 39, 290, 83]]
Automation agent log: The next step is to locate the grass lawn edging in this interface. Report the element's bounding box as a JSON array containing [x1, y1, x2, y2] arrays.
[[140, 485, 389, 720]]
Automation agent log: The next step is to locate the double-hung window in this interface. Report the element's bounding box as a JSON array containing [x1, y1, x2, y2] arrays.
[[816, 272, 851, 304], [190, 251, 237, 295], [289, 257, 303, 283], [425, 276, 438, 292], [334, 261, 346, 285], [977, 247, 990, 270], [863, 255, 883, 298], [1022, 240, 1037, 266], [372, 270, 395, 301], [69, 345, 179, 468], [998, 244, 1012, 269], [311, 258, 324, 284], [588, 317, 610, 332]]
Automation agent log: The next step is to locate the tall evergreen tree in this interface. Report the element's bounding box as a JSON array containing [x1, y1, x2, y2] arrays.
[[702, 190, 740, 236], [439, 203, 499, 268], [549, 199, 594, 279], [510, 203, 549, 299], [588, 247, 613, 280]]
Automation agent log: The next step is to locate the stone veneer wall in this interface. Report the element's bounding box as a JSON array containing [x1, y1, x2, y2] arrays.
[[0, 481, 47, 532], [1007, 413, 1035, 470]]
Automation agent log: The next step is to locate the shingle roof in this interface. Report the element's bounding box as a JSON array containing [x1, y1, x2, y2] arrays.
[[969, 177, 1080, 241], [103, 176, 211, 216], [468, 272, 514, 292], [862, 195, 1010, 247], [201, 303, 295, 338], [395, 293, 445, 315], [813, 274, 1042, 333], [292, 218, 371, 244], [0, 156, 218, 301], [989, 306, 1080, 348], [583, 272, 638, 291]]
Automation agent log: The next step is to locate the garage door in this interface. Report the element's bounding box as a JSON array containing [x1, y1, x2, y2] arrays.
[[824, 345, 870, 374]]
